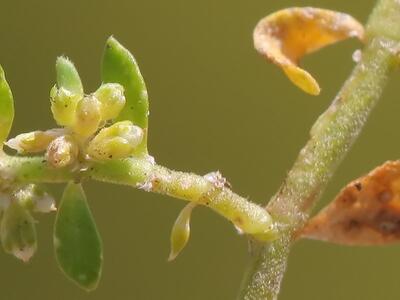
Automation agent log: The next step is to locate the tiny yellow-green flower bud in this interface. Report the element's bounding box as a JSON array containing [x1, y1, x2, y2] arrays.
[[5, 128, 64, 154], [95, 83, 126, 121], [0, 200, 37, 262], [72, 96, 102, 137], [45, 135, 79, 168], [168, 202, 197, 261], [87, 121, 143, 160], [50, 86, 82, 127]]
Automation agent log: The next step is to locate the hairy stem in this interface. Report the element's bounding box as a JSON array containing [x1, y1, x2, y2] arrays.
[[0, 1, 398, 298], [91, 159, 276, 238], [0, 154, 275, 240], [237, 0, 400, 299]]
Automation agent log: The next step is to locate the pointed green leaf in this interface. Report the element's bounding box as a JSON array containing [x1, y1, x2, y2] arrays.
[[56, 57, 83, 95], [0, 65, 14, 147], [54, 182, 102, 291], [102, 36, 148, 154], [168, 202, 196, 261]]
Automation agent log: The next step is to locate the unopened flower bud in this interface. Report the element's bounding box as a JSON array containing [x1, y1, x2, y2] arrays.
[[14, 184, 56, 213], [95, 83, 126, 121], [50, 86, 82, 127], [45, 135, 79, 168], [5, 128, 64, 154], [0, 201, 37, 262], [87, 121, 143, 160], [72, 96, 102, 137]]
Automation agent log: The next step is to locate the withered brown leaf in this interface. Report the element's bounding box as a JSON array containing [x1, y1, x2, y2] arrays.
[[299, 161, 400, 245], [254, 7, 364, 95]]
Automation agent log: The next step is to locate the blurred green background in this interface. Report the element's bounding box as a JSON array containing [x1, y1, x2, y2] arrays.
[[0, 0, 399, 299]]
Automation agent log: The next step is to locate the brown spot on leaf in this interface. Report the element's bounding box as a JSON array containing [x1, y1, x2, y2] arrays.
[[299, 160, 400, 245], [354, 182, 362, 191]]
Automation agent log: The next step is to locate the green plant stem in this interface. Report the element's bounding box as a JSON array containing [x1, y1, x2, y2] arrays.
[[237, 0, 400, 299], [0, 1, 398, 298], [91, 158, 276, 238], [0, 154, 275, 240]]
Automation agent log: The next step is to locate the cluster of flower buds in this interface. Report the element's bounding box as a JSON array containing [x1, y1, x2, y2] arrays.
[[0, 37, 151, 290], [5, 56, 145, 166], [0, 184, 55, 262], [50, 57, 127, 137]]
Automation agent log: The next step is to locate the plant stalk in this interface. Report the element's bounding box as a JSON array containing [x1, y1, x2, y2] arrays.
[[0, 1, 399, 298], [237, 0, 400, 299], [0, 154, 276, 240]]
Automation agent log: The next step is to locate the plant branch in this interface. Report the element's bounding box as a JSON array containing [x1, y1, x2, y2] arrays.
[[0, 153, 276, 240], [91, 158, 276, 238], [1, 0, 399, 297], [237, 0, 400, 299]]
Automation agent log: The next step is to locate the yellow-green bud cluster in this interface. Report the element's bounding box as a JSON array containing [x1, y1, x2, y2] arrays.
[[50, 83, 126, 137], [6, 80, 144, 165], [6, 56, 146, 169]]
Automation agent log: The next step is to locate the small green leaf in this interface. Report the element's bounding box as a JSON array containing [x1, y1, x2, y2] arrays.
[[0, 65, 14, 147], [168, 202, 196, 261], [102, 36, 149, 154], [56, 57, 83, 95], [54, 182, 102, 291]]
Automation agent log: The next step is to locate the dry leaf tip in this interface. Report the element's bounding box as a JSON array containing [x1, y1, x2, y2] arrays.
[[254, 7, 365, 95]]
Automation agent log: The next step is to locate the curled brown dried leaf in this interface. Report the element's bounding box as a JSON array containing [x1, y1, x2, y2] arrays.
[[299, 161, 400, 245], [254, 7, 365, 95]]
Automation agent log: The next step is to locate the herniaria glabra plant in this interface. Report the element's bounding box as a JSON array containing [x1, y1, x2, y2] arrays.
[[1, 0, 400, 299]]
